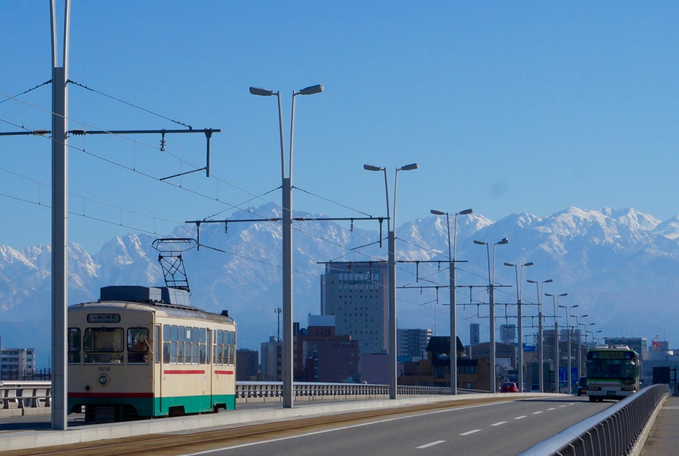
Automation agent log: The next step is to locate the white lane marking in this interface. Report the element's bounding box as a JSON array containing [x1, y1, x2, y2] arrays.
[[460, 429, 481, 436], [179, 401, 511, 455], [417, 440, 445, 449], [559, 405, 567, 408], [514, 415, 527, 420], [569, 403, 576, 405], [532, 411, 543, 415], [547, 407, 556, 410], [491, 421, 507, 426]]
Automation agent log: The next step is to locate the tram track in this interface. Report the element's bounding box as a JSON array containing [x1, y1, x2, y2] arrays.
[[4, 397, 514, 456]]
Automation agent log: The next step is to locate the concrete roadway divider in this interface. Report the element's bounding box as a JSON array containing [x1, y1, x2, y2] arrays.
[[0, 392, 559, 453]]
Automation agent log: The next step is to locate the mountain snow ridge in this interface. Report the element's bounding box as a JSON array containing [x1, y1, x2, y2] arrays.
[[1, 205, 678, 366]]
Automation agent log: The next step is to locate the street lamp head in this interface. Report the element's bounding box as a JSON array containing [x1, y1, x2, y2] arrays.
[[430, 209, 446, 216], [545, 279, 553, 283], [249, 86, 275, 96], [474, 240, 487, 245], [524, 262, 534, 267], [527, 279, 537, 284], [559, 304, 565, 308], [363, 164, 383, 172], [590, 322, 596, 326], [504, 262, 515, 267], [399, 163, 419, 171], [581, 314, 589, 318], [496, 237, 509, 245], [560, 293, 568, 297], [458, 208, 473, 215], [545, 293, 554, 297], [299, 84, 323, 95], [572, 304, 579, 308]]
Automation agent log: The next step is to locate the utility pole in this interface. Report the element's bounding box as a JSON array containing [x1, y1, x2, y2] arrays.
[[50, 0, 70, 431]]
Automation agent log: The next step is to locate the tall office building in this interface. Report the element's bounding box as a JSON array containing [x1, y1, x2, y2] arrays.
[[398, 328, 432, 360], [321, 261, 388, 355], [470, 323, 480, 345]]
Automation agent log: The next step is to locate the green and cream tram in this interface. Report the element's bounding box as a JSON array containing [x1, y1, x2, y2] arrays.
[[67, 286, 236, 422]]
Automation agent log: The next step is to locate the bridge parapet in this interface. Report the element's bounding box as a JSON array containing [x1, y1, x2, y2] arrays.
[[518, 384, 670, 456]]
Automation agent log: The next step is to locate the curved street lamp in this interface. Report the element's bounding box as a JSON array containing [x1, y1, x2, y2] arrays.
[[431, 208, 473, 395], [545, 292, 567, 392], [505, 261, 533, 392], [527, 279, 552, 392], [364, 162, 418, 399], [474, 237, 509, 393], [250, 84, 323, 408]]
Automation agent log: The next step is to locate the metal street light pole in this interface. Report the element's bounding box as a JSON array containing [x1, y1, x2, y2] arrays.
[[546, 293, 567, 393], [250, 83, 323, 408], [365, 163, 418, 399], [527, 279, 552, 392], [474, 237, 508, 393], [431, 208, 473, 395], [560, 304, 578, 394], [573, 314, 588, 381], [505, 261, 533, 392]]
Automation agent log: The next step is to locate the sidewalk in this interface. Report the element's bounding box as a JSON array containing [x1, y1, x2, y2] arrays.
[[640, 396, 679, 456]]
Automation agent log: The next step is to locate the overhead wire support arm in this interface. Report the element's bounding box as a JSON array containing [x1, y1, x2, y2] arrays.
[[185, 216, 388, 251], [67, 127, 220, 180]]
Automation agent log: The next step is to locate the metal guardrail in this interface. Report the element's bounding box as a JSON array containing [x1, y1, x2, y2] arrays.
[[0, 381, 52, 409], [0, 381, 456, 409], [236, 381, 454, 400], [518, 384, 671, 456]]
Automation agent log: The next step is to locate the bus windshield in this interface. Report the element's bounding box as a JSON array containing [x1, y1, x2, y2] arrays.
[[587, 358, 637, 380]]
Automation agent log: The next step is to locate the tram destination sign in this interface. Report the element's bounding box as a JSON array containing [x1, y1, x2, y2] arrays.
[[87, 313, 121, 323]]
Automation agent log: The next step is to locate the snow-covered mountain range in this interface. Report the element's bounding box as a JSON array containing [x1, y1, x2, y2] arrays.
[[2, 203, 678, 368]]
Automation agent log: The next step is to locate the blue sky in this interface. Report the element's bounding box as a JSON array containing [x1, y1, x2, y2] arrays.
[[1, 1, 678, 253]]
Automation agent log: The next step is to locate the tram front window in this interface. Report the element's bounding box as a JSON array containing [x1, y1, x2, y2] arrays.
[[83, 327, 124, 363], [127, 327, 150, 363]]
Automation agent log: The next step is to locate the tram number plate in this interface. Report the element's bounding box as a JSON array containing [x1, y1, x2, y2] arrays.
[[607, 391, 616, 396], [98, 367, 111, 372]]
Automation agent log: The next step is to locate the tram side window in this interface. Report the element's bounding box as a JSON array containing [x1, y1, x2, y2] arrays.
[[83, 328, 124, 363], [170, 325, 178, 363], [214, 330, 223, 365], [163, 325, 171, 364], [185, 327, 192, 364], [68, 328, 81, 363], [199, 328, 207, 364], [155, 326, 160, 364], [127, 327, 150, 364], [230, 330, 236, 364], [178, 326, 185, 364], [192, 327, 199, 365]]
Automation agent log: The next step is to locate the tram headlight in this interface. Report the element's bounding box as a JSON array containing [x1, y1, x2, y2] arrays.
[[98, 375, 109, 386]]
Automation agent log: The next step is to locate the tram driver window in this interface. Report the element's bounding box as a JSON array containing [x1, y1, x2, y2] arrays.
[[83, 328, 124, 363], [127, 327, 150, 363]]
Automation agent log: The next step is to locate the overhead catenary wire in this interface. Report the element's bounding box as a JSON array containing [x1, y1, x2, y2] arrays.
[[1, 88, 471, 316]]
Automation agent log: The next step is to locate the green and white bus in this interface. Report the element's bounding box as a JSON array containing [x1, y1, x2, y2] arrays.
[[586, 345, 641, 402]]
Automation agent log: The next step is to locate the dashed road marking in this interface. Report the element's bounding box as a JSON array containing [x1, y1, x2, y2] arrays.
[[533, 411, 543, 415], [514, 415, 527, 420], [460, 430, 481, 436], [491, 421, 507, 426], [417, 440, 445, 449]]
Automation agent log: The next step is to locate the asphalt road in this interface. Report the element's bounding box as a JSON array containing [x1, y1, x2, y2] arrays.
[[173, 396, 611, 456]]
